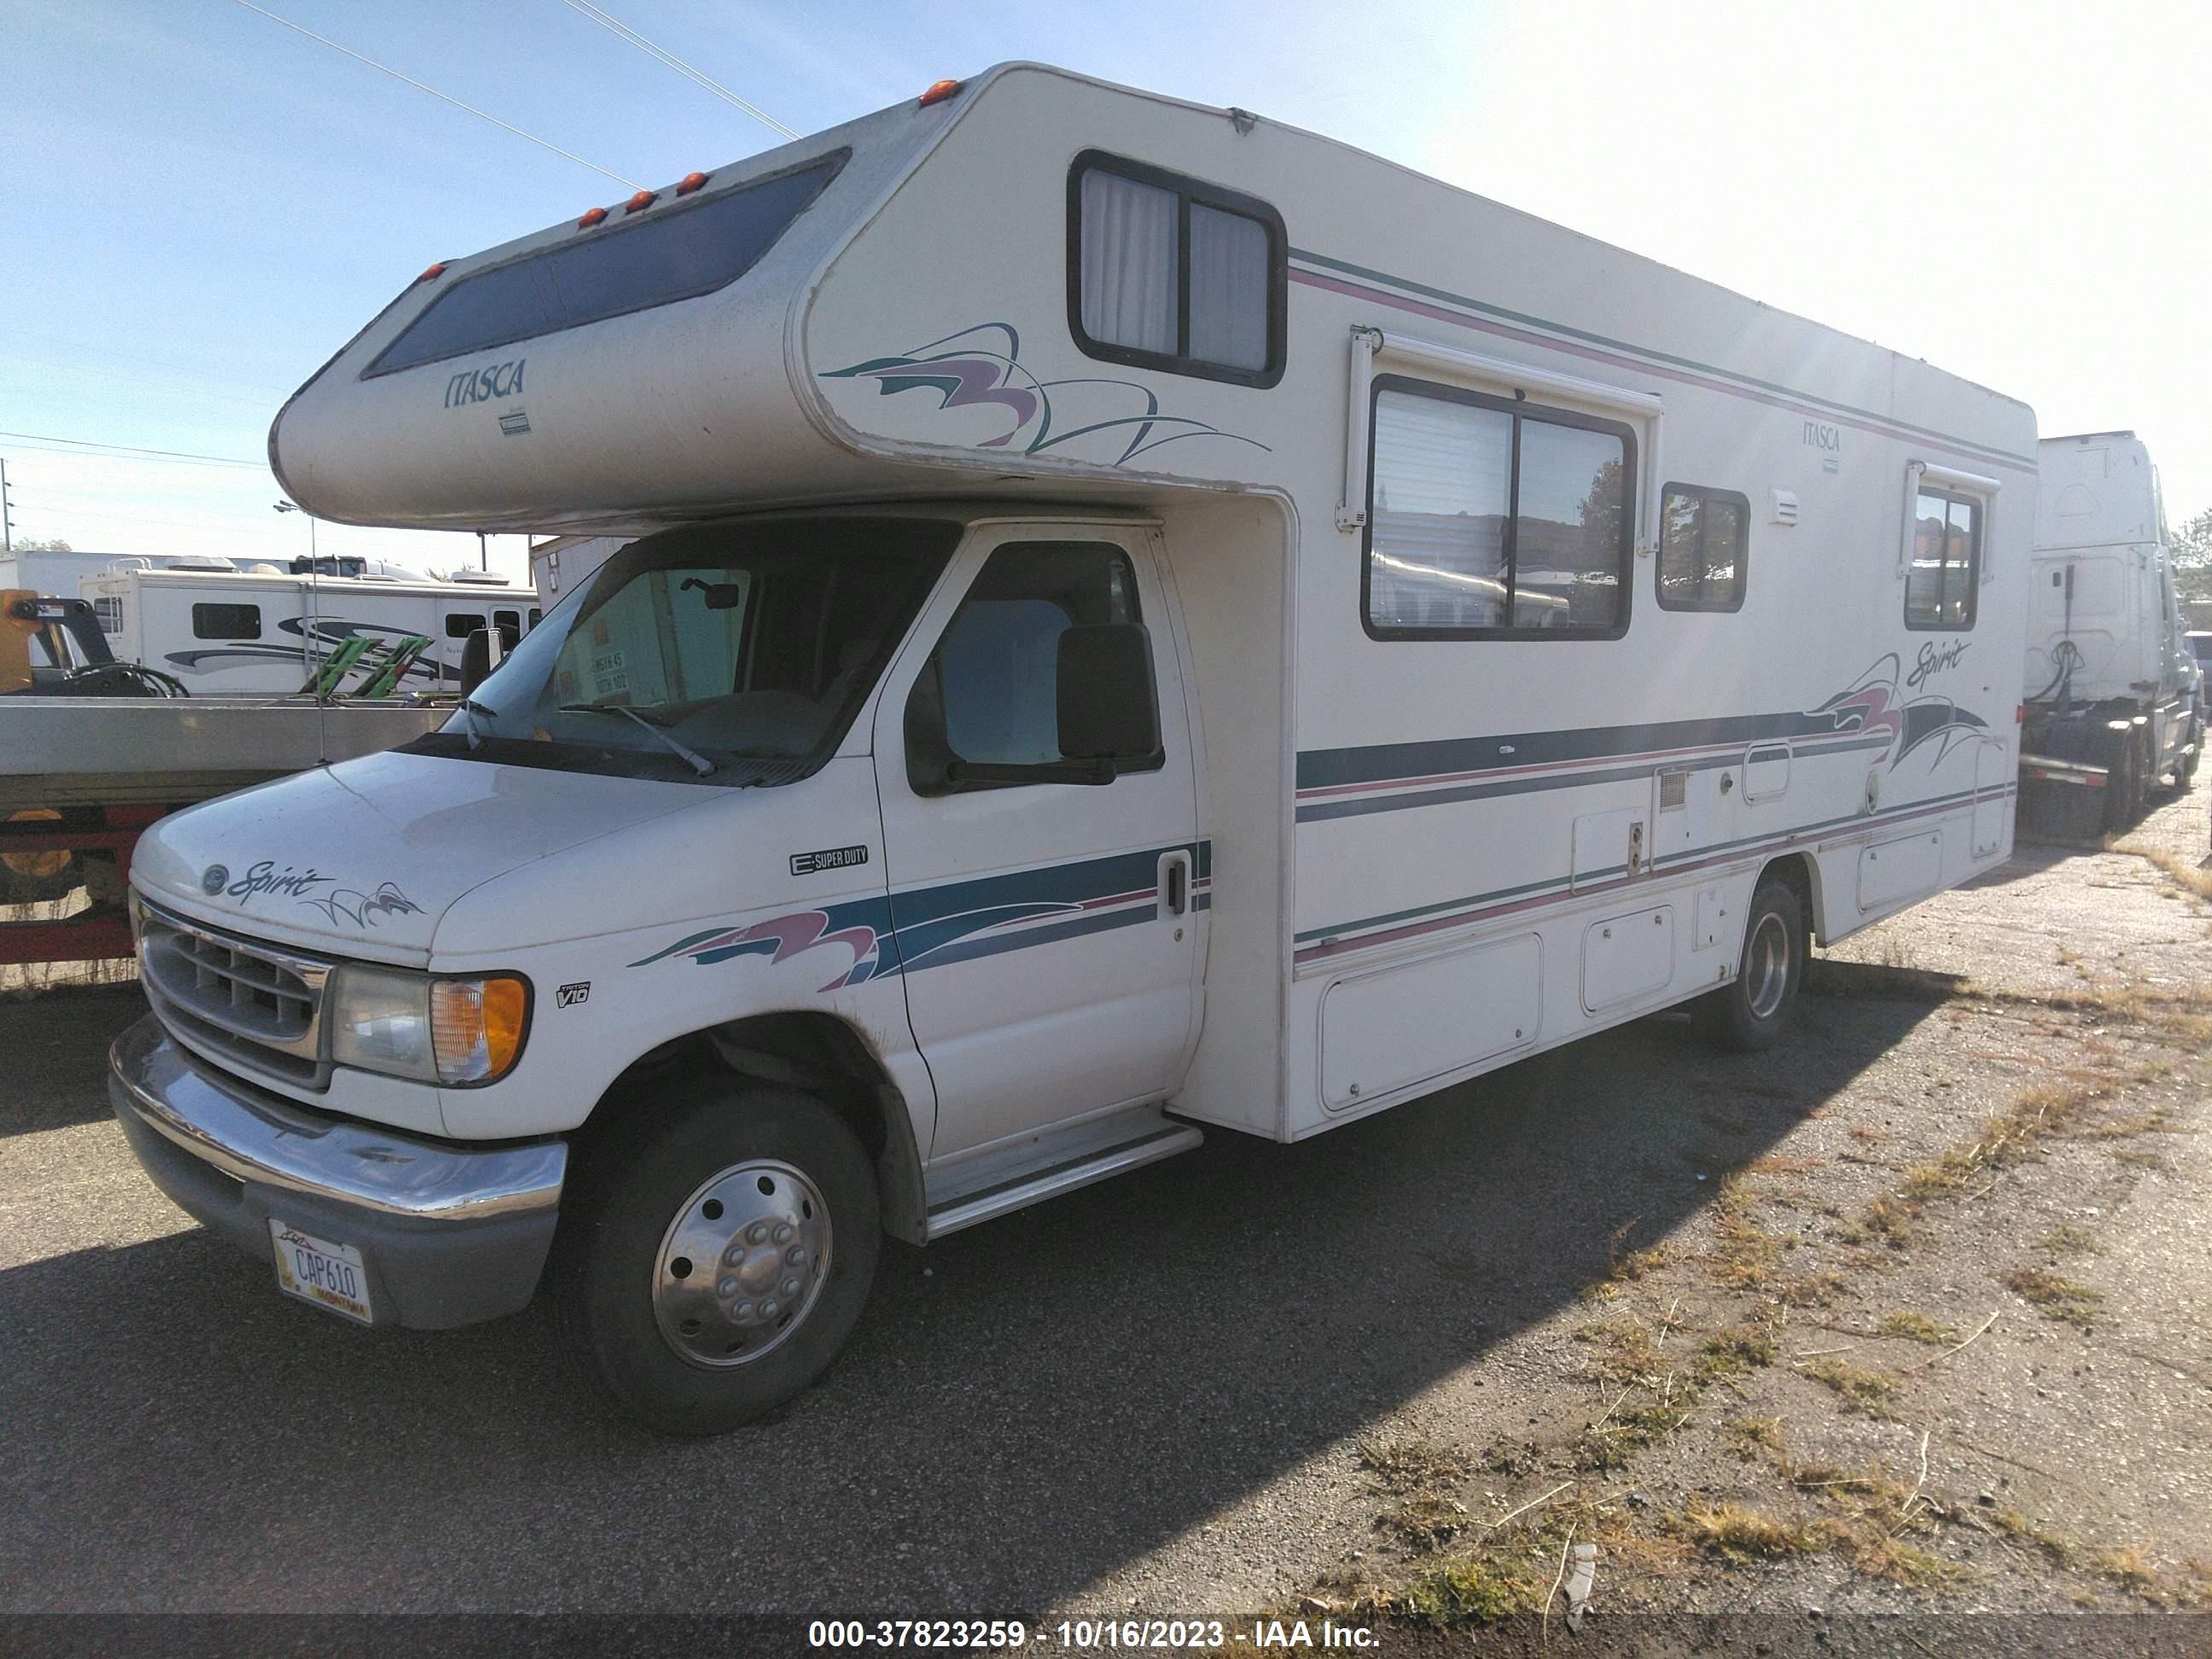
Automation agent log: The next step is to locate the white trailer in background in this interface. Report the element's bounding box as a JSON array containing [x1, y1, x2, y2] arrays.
[[110, 62, 2034, 1432], [2018, 432, 2202, 835], [79, 561, 540, 694]]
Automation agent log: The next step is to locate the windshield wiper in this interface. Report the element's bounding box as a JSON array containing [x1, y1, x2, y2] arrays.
[[456, 697, 498, 752], [558, 701, 716, 777]]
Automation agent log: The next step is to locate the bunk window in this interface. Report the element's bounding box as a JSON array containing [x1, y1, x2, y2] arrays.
[[364, 151, 847, 378], [191, 602, 259, 639], [1657, 485, 1749, 612], [1363, 377, 1635, 638], [1068, 152, 1286, 387], [1906, 487, 1980, 630]]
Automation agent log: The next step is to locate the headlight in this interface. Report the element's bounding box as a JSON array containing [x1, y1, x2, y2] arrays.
[[329, 966, 530, 1086]]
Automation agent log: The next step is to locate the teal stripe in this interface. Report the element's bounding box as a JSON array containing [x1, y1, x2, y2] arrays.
[[1296, 783, 2005, 946], [1289, 247, 2035, 471]]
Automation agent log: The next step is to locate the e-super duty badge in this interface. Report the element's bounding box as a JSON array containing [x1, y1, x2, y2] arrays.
[[790, 844, 869, 876]]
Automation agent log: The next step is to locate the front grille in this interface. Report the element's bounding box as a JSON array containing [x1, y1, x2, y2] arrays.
[[139, 900, 333, 1089]]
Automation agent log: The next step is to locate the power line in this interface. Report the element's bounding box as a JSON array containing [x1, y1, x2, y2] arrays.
[[234, 1, 644, 189], [0, 431, 264, 467], [562, 0, 798, 140]]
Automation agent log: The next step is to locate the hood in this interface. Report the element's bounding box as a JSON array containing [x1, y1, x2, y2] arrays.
[[131, 749, 719, 961]]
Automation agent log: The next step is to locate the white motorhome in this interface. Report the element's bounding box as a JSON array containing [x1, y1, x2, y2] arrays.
[[79, 558, 541, 694], [110, 64, 2033, 1433], [0, 548, 210, 597], [2018, 432, 2201, 832]]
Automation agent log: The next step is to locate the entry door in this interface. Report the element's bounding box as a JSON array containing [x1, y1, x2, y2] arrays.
[[871, 525, 1202, 1161]]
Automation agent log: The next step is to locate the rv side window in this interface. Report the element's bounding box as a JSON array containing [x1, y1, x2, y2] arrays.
[[1657, 485, 1749, 613], [1906, 487, 1980, 630], [906, 541, 1161, 795], [1068, 152, 1285, 387], [445, 613, 487, 639], [527, 608, 543, 631], [91, 597, 124, 633], [493, 609, 521, 633], [191, 602, 260, 640], [364, 152, 847, 377], [1363, 377, 1635, 638]]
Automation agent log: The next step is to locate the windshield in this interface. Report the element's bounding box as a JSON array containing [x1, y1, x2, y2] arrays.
[[407, 517, 958, 786]]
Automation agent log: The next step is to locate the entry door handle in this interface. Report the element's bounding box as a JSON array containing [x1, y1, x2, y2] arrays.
[[1160, 850, 1190, 917]]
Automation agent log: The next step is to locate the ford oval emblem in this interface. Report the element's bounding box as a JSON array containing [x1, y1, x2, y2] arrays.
[[201, 864, 230, 896]]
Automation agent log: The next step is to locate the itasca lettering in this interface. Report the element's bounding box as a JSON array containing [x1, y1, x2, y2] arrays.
[[445, 358, 527, 409]]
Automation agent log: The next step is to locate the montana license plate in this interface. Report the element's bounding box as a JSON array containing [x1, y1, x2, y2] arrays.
[[268, 1220, 374, 1324]]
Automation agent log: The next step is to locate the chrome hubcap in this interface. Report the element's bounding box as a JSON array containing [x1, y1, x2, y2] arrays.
[[651, 1160, 830, 1369], [1744, 913, 1791, 1021]]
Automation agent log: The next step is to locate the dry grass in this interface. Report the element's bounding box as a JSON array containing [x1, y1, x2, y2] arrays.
[[1990, 1507, 2072, 1566], [1693, 1326, 1778, 1384], [1726, 1416, 1786, 1457], [1672, 1503, 1811, 1563], [2037, 1224, 2102, 1255], [2000, 1266, 2103, 1329], [1879, 1311, 1960, 1347], [2110, 841, 2212, 902], [2086, 1544, 2168, 1603], [1356, 1435, 1467, 1495], [1799, 1358, 1902, 1418]]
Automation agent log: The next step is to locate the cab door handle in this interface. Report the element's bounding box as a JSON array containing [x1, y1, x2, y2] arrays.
[[1160, 850, 1190, 917]]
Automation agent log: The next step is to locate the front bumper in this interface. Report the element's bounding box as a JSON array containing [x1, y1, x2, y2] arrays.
[[108, 1014, 567, 1329]]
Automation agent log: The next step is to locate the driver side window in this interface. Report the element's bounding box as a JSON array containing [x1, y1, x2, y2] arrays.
[[905, 540, 1157, 793]]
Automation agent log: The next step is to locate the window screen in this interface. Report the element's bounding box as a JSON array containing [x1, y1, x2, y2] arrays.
[[1364, 378, 1635, 637], [365, 153, 846, 377], [1906, 487, 1980, 630], [191, 602, 260, 639], [1657, 485, 1750, 612], [907, 541, 1159, 792], [1069, 153, 1284, 387]]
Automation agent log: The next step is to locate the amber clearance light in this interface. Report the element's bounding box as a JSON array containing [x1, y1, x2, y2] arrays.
[[917, 79, 963, 108]]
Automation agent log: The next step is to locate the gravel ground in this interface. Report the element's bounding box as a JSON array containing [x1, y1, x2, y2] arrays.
[[2, 779, 2207, 1656]]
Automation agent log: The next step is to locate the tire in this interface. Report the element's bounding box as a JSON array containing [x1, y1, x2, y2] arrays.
[[2180, 719, 2201, 789], [1691, 876, 1807, 1053], [2102, 727, 2139, 832], [1, 808, 82, 905], [558, 1076, 880, 1435]]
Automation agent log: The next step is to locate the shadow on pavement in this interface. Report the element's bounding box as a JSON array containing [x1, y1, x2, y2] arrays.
[[0, 986, 1943, 1613]]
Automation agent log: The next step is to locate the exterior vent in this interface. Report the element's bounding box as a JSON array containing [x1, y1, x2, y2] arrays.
[[1770, 489, 1799, 527], [1657, 770, 1688, 809]]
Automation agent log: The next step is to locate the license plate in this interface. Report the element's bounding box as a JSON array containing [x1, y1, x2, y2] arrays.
[[268, 1220, 374, 1325]]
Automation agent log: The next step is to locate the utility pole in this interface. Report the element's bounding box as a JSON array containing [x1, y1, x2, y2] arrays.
[[2, 457, 14, 554]]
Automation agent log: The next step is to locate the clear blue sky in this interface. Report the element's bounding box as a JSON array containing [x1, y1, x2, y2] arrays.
[[5, 0, 2206, 580]]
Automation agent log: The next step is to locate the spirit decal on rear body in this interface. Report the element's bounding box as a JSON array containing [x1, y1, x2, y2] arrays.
[[822, 324, 1267, 466], [627, 843, 1212, 992]]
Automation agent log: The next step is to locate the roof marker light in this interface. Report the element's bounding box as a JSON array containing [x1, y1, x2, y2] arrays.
[[624, 189, 658, 214], [417, 261, 448, 282], [917, 79, 963, 108], [577, 206, 609, 229], [674, 171, 710, 195]]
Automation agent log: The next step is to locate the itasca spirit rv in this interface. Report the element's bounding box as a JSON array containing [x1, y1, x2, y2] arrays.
[[110, 64, 2034, 1432]]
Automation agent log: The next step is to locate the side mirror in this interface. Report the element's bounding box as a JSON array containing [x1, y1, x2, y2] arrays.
[[1057, 623, 1159, 762], [458, 626, 504, 696], [680, 577, 746, 611]]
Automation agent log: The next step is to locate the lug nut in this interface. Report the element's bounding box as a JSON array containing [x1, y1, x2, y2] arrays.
[[773, 1223, 794, 1244], [747, 1222, 768, 1244], [718, 1278, 739, 1298], [786, 1246, 806, 1266], [723, 1245, 746, 1266]]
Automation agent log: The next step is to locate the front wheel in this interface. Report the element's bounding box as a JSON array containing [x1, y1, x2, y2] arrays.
[[558, 1078, 880, 1435], [1691, 877, 1807, 1052]]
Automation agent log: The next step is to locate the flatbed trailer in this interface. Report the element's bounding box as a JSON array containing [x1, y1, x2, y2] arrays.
[[1, 698, 444, 963]]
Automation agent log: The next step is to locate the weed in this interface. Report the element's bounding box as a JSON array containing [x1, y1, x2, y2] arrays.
[[2000, 1266, 2102, 1328], [1726, 1417, 1786, 1457], [1356, 1436, 1467, 1495], [1800, 1358, 1902, 1418], [1990, 1508, 2071, 1565], [1383, 1493, 1469, 1548], [2110, 841, 2212, 902], [1573, 1319, 1666, 1385], [1748, 1152, 1824, 1175], [1773, 1270, 1848, 1307], [2086, 1545, 2168, 1603], [2113, 1147, 2171, 1170], [1694, 1327, 1778, 1384], [1672, 1503, 1811, 1563], [1575, 1404, 1685, 1470], [1879, 1311, 1960, 1346], [1848, 1124, 1889, 1144], [1842, 1195, 1917, 1250], [1394, 1551, 1548, 1625], [2037, 1224, 2101, 1256]]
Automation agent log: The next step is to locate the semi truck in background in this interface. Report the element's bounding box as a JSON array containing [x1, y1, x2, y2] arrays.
[[2019, 433, 2202, 836]]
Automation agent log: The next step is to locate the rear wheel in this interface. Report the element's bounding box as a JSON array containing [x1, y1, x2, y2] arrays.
[[2179, 717, 2202, 789], [1, 809, 81, 905], [1692, 876, 1807, 1053], [2103, 726, 2140, 831], [558, 1077, 879, 1435]]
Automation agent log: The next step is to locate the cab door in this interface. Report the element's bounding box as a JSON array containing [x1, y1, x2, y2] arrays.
[[871, 524, 1203, 1161]]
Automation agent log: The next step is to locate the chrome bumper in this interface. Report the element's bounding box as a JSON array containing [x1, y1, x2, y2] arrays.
[[108, 1014, 567, 1329]]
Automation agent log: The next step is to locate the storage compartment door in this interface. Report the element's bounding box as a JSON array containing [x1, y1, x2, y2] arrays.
[[1858, 829, 1944, 912], [1580, 905, 1675, 1013], [1319, 933, 1540, 1110]]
